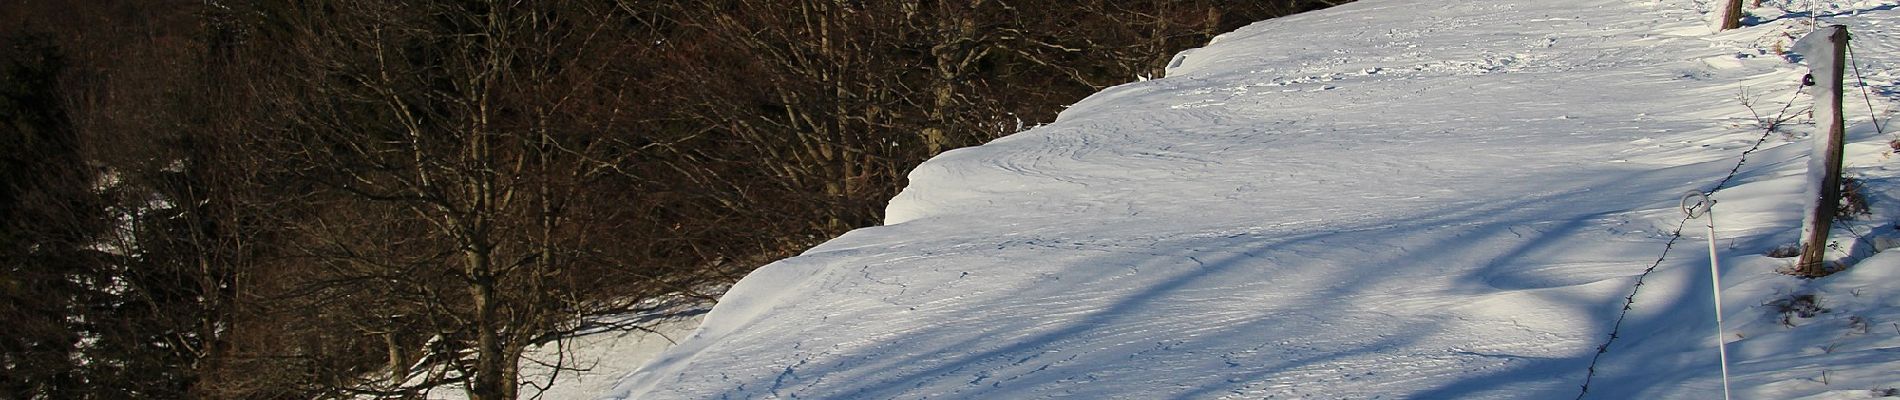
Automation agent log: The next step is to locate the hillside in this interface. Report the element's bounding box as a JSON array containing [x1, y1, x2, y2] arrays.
[[605, 0, 1900, 398]]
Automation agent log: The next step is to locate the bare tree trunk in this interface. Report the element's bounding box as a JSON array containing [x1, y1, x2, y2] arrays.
[[467, 246, 507, 400], [1203, 4, 1224, 41]]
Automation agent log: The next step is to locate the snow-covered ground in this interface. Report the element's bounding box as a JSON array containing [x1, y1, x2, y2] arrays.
[[602, 0, 1900, 398], [420, 314, 703, 400], [509, 316, 704, 400]]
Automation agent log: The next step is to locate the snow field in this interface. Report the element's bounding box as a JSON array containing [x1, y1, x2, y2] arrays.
[[604, 0, 1900, 398]]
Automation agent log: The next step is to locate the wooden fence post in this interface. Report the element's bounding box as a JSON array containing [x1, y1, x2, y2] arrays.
[[1793, 25, 1849, 277], [1718, 0, 1746, 31]]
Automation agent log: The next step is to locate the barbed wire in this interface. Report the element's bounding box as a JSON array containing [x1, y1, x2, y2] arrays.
[[1575, 76, 1809, 399], [1828, 40, 1887, 257], [1846, 41, 1889, 137]]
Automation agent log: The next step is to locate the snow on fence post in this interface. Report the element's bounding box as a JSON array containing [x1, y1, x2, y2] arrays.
[[1793, 25, 1849, 278], [1716, 0, 1746, 31]]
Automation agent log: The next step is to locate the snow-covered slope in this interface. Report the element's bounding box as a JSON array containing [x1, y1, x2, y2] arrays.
[[606, 0, 1900, 398]]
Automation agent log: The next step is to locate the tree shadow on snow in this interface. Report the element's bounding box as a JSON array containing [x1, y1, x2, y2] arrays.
[[750, 166, 1738, 398]]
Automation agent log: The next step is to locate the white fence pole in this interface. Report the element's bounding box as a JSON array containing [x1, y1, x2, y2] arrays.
[[1682, 191, 1731, 400]]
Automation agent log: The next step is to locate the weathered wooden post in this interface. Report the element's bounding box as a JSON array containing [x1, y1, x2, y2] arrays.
[[1793, 25, 1849, 277], [1717, 0, 1746, 31]]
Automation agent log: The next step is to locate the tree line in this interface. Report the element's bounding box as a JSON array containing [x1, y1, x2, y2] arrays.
[[0, 1, 1346, 398]]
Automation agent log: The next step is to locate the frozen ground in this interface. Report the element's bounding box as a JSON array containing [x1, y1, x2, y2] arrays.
[[602, 0, 1900, 398]]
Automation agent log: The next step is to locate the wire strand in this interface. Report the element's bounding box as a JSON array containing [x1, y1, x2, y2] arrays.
[[1576, 75, 1808, 399], [1846, 41, 1888, 137]]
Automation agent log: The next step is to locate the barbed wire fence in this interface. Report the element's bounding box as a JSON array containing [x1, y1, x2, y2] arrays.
[[1573, 75, 1811, 399], [1578, 15, 1899, 397]]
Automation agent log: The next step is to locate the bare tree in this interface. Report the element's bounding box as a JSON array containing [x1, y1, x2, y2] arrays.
[[241, 1, 716, 398]]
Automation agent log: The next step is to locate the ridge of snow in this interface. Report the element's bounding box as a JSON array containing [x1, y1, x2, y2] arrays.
[[604, 0, 1900, 398]]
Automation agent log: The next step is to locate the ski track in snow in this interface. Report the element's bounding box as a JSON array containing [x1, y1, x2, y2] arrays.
[[603, 0, 1900, 399]]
